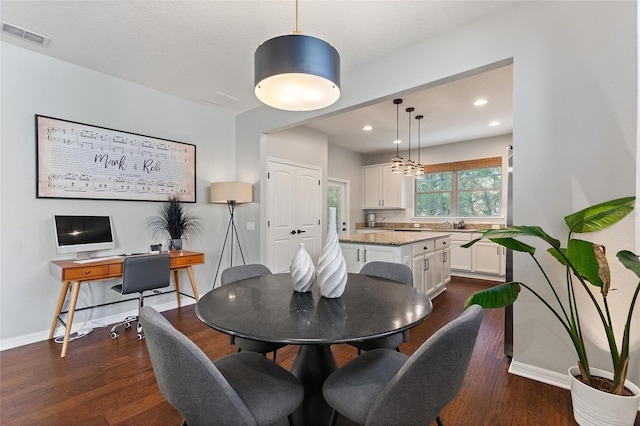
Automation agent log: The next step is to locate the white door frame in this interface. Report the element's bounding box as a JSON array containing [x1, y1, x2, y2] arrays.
[[328, 177, 350, 237]]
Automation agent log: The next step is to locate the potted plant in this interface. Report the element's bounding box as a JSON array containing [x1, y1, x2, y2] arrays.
[[147, 195, 202, 251], [463, 196, 640, 425]]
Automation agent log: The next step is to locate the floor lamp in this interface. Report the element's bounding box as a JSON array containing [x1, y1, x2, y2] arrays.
[[211, 182, 253, 288]]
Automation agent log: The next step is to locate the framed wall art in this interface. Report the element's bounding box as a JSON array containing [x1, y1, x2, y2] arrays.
[[36, 115, 196, 202]]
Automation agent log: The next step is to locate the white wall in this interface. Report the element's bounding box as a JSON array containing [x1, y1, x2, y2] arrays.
[[237, 1, 638, 385], [0, 43, 235, 348]]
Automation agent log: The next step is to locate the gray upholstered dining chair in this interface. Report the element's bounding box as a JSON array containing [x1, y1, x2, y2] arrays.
[[140, 306, 304, 426], [110, 253, 171, 340], [323, 305, 483, 426], [350, 261, 414, 354], [220, 264, 287, 361]]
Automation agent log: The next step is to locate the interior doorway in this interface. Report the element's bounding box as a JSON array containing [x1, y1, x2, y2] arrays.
[[266, 160, 322, 272], [327, 178, 350, 237]]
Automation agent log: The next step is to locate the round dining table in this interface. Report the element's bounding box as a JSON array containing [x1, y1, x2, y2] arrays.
[[196, 272, 432, 426]]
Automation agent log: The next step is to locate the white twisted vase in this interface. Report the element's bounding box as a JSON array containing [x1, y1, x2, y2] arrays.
[[290, 243, 315, 293], [317, 207, 347, 298]]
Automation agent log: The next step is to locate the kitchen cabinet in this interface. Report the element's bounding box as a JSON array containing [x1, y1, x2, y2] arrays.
[[412, 237, 450, 298], [450, 232, 506, 280], [362, 164, 405, 209], [412, 241, 436, 297], [434, 237, 451, 295], [340, 242, 411, 273], [450, 233, 472, 271], [472, 236, 506, 276]]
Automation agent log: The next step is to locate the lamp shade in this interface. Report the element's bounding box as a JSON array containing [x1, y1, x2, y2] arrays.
[[254, 34, 340, 111], [210, 182, 253, 204]]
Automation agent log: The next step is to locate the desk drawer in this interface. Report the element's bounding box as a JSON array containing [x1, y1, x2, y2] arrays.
[[64, 265, 110, 280], [171, 254, 204, 268], [108, 263, 123, 275]]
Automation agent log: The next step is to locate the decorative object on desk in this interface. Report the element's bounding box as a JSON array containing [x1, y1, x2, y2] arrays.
[[150, 244, 162, 254], [317, 207, 347, 298], [146, 195, 202, 252], [211, 182, 253, 288], [168, 239, 182, 251], [463, 196, 640, 425], [290, 243, 315, 292]]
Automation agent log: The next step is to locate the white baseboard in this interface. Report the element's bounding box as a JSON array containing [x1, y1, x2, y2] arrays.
[[452, 271, 505, 282], [0, 298, 196, 352], [509, 360, 571, 390]]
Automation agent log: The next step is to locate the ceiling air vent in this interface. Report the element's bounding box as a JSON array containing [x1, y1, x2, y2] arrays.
[[1, 22, 50, 46]]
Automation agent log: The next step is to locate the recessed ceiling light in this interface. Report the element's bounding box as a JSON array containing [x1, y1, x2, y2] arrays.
[[363, 125, 373, 131], [473, 99, 488, 106], [489, 121, 501, 127]]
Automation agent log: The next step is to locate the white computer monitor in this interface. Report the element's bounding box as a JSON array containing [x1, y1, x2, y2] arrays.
[[53, 215, 116, 259]]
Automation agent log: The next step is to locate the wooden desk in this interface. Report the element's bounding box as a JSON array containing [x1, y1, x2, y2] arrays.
[[49, 250, 204, 357]]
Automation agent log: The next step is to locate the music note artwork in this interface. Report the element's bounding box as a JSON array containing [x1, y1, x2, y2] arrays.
[[36, 115, 196, 202]]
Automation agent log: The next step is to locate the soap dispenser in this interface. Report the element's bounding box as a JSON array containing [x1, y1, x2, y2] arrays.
[[458, 220, 465, 229]]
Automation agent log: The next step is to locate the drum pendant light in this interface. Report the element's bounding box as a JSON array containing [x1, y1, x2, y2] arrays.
[[391, 99, 404, 173], [414, 115, 425, 178], [254, 0, 340, 111], [403, 107, 416, 176]]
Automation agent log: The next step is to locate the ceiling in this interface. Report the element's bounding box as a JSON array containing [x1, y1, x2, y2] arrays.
[[1, 0, 515, 154]]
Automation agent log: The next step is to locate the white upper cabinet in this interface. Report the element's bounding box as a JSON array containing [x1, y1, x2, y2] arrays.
[[362, 164, 405, 209]]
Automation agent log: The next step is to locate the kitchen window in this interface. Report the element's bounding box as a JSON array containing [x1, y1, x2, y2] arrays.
[[415, 157, 502, 217]]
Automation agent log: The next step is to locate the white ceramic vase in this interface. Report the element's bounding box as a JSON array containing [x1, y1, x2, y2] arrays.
[[290, 243, 315, 293], [317, 207, 347, 298], [569, 366, 640, 426]]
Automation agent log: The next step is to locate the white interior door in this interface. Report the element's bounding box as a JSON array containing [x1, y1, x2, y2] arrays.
[[267, 160, 322, 273], [328, 178, 349, 237]]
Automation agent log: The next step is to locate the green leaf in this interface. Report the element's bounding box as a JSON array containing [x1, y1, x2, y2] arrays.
[[564, 197, 635, 234], [617, 250, 640, 279], [548, 247, 568, 266], [489, 238, 536, 254], [565, 239, 607, 289], [464, 282, 521, 309], [462, 226, 560, 249], [461, 237, 483, 249]]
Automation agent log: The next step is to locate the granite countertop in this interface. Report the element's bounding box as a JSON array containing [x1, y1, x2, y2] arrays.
[[339, 231, 452, 246], [355, 224, 489, 233]]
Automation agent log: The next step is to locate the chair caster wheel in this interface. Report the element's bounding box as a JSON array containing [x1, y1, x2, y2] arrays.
[[111, 331, 119, 339], [124, 322, 131, 329], [137, 333, 144, 340]]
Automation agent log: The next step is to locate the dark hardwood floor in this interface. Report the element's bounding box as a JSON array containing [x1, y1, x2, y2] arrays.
[[2, 277, 638, 425]]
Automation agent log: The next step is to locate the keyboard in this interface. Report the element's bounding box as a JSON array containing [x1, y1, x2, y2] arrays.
[[73, 256, 123, 264]]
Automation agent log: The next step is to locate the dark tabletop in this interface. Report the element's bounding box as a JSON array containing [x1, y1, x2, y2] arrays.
[[196, 272, 433, 345]]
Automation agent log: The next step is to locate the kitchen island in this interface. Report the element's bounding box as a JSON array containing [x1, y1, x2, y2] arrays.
[[339, 231, 451, 298]]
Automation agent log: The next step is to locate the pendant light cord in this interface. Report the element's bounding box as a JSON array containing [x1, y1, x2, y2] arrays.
[[294, 0, 301, 34], [417, 116, 421, 164], [406, 107, 414, 160], [396, 102, 400, 156]]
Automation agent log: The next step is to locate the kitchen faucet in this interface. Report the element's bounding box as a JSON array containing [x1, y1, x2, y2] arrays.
[[443, 221, 454, 229]]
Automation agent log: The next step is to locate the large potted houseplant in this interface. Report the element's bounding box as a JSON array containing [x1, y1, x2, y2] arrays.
[[463, 197, 640, 425], [147, 195, 202, 251]]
